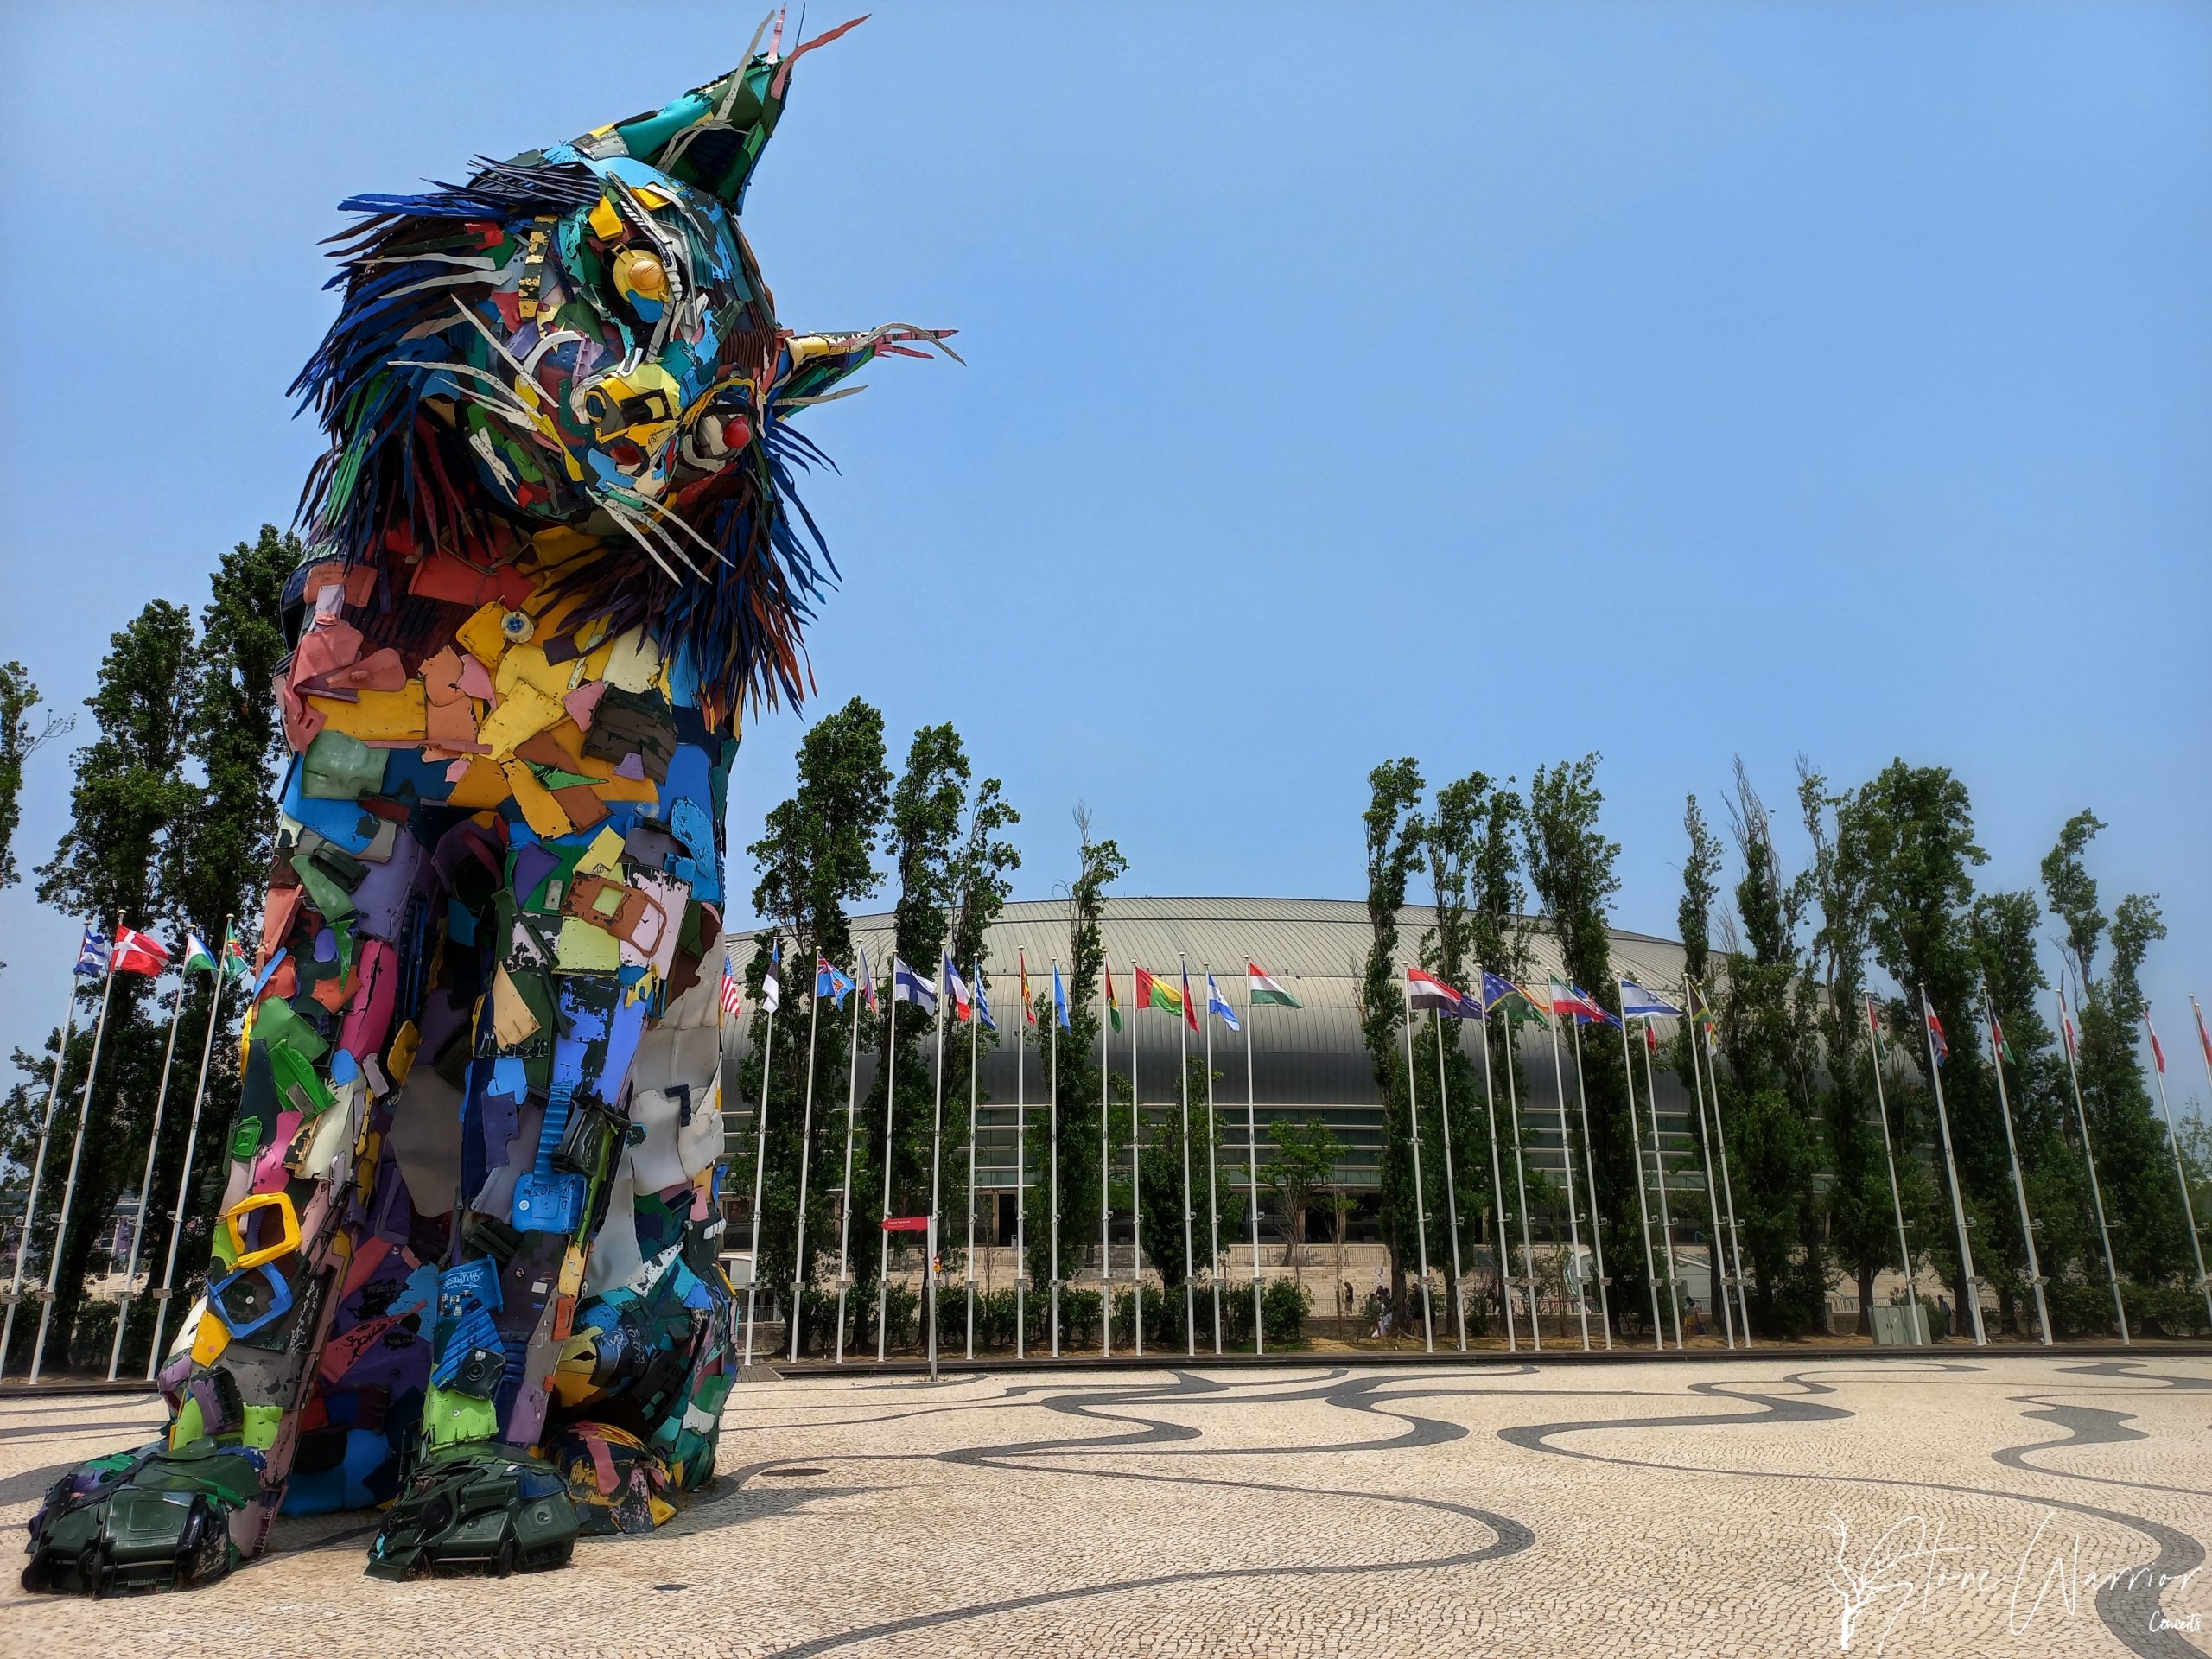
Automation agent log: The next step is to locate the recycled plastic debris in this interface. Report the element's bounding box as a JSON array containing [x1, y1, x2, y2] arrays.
[[24, 10, 951, 1594]]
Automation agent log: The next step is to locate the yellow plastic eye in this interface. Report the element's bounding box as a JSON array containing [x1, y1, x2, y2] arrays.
[[613, 248, 669, 303]]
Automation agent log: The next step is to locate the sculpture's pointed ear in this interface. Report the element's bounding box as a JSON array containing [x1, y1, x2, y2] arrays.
[[567, 14, 870, 211]]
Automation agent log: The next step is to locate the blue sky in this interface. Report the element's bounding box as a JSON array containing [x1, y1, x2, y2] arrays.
[[2, 3, 2206, 1104]]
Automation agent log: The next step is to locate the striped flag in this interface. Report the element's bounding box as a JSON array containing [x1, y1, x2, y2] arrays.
[[1106, 963, 1122, 1033], [893, 957, 938, 1015], [1134, 966, 1184, 1020], [762, 943, 781, 1014], [1206, 973, 1240, 1032], [220, 925, 251, 982], [944, 954, 973, 1023], [181, 931, 219, 976], [1020, 951, 1036, 1026], [720, 952, 745, 1019], [1619, 981, 1684, 1020], [2147, 1014, 2165, 1075], [1927, 1005, 1948, 1066], [74, 925, 111, 978], [1248, 962, 1300, 1008], [2196, 1000, 2210, 1071], [1178, 963, 1199, 1033], [2058, 987, 2078, 1059], [1407, 967, 1465, 1014], [858, 944, 879, 1014]]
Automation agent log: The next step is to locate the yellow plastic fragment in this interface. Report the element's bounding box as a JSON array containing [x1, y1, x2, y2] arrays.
[[588, 195, 624, 239], [303, 682, 428, 742], [478, 683, 564, 758], [600, 628, 662, 693], [455, 602, 514, 667], [189, 1312, 230, 1368], [502, 760, 574, 837], [387, 1020, 420, 1086], [556, 917, 622, 972], [491, 966, 542, 1046]]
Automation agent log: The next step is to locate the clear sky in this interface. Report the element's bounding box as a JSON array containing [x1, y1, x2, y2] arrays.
[[2, 3, 2206, 1108]]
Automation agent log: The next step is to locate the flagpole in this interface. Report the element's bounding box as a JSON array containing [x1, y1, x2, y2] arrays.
[[1432, 1016, 1466, 1353], [2145, 1008, 2212, 1328], [1680, 994, 1733, 1350], [1203, 965, 1222, 1356], [108, 979, 188, 1379], [1178, 957, 1195, 1358], [1544, 1010, 1591, 1351], [149, 917, 232, 1376], [1497, 1009, 1537, 1351], [875, 971, 901, 1363], [1244, 972, 1263, 1356], [927, 964, 949, 1373], [1048, 966, 1061, 1359], [1637, 1016, 1683, 1348], [29, 951, 119, 1385], [1921, 985, 1985, 1346], [1472, 999, 1517, 1352], [1401, 982, 1433, 1354], [1981, 980, 2050, 1345], [2, 964, 83, 1381], [966, 967, 980, 1363], [1864, 997, 1923, 1344], [833, 962, 866, 1364], [1100, 969, 1112, 1359], [743, 953, 777, 1369], [789, 960, 826, 1366], [1613, 990, 1663, 1347], [1014, 965, 1027, 1362], [2056, 988, 2124, 1344], [1567, 1013, 1611, 1350], [1130, 961, 1143, 1357], [1693, 980, 1754, 1342]]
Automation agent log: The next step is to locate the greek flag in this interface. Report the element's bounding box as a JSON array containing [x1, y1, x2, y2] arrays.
[[73, 925, 110, 977]]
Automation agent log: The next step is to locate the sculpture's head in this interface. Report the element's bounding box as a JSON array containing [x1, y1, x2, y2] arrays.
[[294, 16, 953, 721]]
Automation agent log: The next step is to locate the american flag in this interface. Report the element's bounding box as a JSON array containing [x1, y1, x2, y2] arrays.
[[719, 953, 743, 1020]]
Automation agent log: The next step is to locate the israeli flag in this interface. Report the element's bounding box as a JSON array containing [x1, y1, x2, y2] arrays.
[[1206, 973, 1241, 1033], [1619, 980, 1685, 1020]]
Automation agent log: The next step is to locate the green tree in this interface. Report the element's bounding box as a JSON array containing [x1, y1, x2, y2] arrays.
[[1357, 758, 1423, 1303], [0, 662, 69, 899], [1262, 1116, 1340, 1287]]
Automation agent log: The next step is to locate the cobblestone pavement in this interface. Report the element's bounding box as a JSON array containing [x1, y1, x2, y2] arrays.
[[3, 1355, 2207, 1657]]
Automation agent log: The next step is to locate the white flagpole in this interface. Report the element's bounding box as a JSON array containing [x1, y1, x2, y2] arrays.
[[1543, 1008, 1591, 1351], [1498, 1010, 1537, 1351], [789, 959, 825, 1365], [1692, 982, 1754, 1342], [743, 950, 778, 1369], [927, 966, 949, 1370], [1203, 966, 1222, 1356], [1472, 997, 1517, 1352], [1983, 980, 2050, 1345], [108, 979, 188, 1379], [1100, 971, 1113, 1358], [1014, 967, 1027, 1362], [1244, 972, 1264, 1356], [1613, 991, 1663, 1347], [1922, 985, 1985, 1346], [1637, 1018, 1683, 1348], [2056, 988, 2123, 1344], [1401, 982, 1433, 1354], [1432, 1016, 1466, 1352], [1865, 998, 1922, 1344], [1130, 961, 1144, 1357], [875, 971, 902, 1362], [1567, 1013, 1611, 1350], [966, 967, 981, 1362], [149, 918, 232, 1376], [3, 965, 85, 1381], [2146, 1009, 2212, 1328], [1680, 996, 1733, 1349], [1178, 957, 1195, 1358], [30, 951, 120, 1384], [833, 964, 866, 1364], [1048, 968, 1061, 1358]]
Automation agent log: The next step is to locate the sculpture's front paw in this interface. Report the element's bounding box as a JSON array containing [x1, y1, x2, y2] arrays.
[[365, 1446, 577, 1580], [22, 1441, 257, 1596]]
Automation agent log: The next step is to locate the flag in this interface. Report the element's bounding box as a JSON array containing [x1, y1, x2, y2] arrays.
[[1179, 963, 1199, 1032], [1052, 963, 1070, 1029], [1926, 1004, 1948, 1066], [1020, 951, 1036, 1026], [181, 931, 218, 976], [1249, 962, 1300, 1008], [1987, 1001, 2012, 1064], [1134, 966, 1184, 1019], [944, 954, 973, 1023], [1619, 980, 1684, 1020], [2058, 988, 2077, 1060], [1644, 1022, 1658, 1055], [893, 957, 938, 1015], [220, 925, 251, 982], [974, 964, 995, 1032], [1107, 963, 1122, 1033], [2196, 1000, 2211, 1071], [1206, 973, 1241, 1032], [858, 944, 879, 1014], [816, 956, 855, 1009], [2147, 1015, 2165, 1075], [1547, 976, 1601, 1021], [1688, 982, 1720, 1045], [762, 943, 781, 1014], [1570, 982, 1622, 1028], [112, 927, 170, 977], [720, 952, 745, 1019], [1500, 976, 1553, 1027], [1865, 994, 1884, 1044], [1407, 967, 1465, 1014], [73, 925, 111, 978]]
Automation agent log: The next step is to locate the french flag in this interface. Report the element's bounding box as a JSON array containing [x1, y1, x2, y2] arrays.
[[944, 953, 974, 1023]]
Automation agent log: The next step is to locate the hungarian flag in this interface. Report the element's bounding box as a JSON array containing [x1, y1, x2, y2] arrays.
[[1249, 962, 1300, 1008], [181, 931, 218, 976], [1407, 967, 1465, 1014], [1106, 963, 1122, 1033], [112, 927, 170, 977], [1135, 965, 1185, 1021], [2146, 1015, 2165, 1075], [1020, 951, 1036, 1025], [1926, 1005, 1948, 1066]]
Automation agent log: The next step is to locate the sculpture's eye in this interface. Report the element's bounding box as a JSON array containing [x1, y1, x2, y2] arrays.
[[612, 248, 670, 308]]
